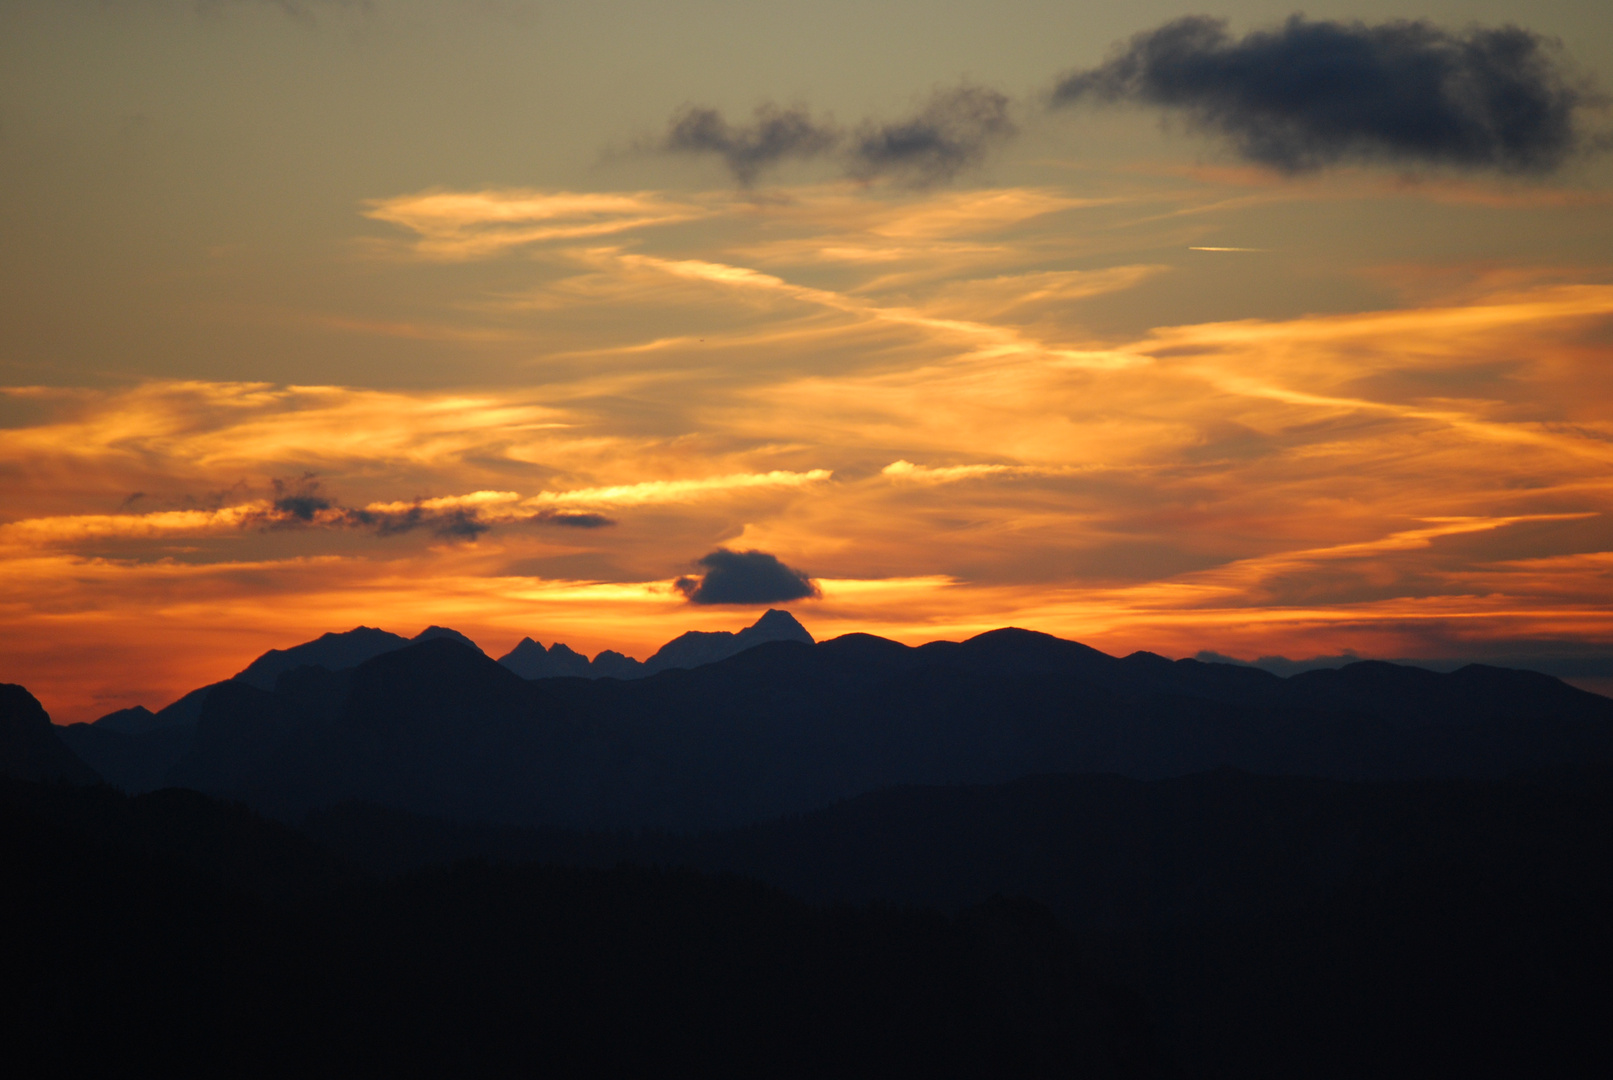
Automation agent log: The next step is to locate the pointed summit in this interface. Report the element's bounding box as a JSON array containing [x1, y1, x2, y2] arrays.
[[644, 609, 814, 674], [736, 608, 814, 647], [413, 626, 484, 653], [497, 638, 594, 679]]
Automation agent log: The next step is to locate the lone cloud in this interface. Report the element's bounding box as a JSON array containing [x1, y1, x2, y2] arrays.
[[675, 548, 821, 605], [1052, 16, 1597, 173]]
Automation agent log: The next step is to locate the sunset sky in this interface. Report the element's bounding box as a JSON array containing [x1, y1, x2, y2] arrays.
[[4, 0, 1613, 722]]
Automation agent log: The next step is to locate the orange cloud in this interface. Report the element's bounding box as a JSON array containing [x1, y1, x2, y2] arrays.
[[362, 189, 708, 259]]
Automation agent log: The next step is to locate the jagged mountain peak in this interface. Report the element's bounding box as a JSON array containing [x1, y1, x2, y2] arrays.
[[496, 609, 814, 681]]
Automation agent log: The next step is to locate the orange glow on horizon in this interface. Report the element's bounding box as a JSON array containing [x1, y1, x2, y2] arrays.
[[5, 180, 1613, 723]]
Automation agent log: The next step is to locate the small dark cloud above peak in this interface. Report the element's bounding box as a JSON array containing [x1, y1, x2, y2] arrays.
[[1052, 16, 1599, 174], [664, 103, 839, 186], [674, 549, 820, 605], [850, 85, 1016, 185]]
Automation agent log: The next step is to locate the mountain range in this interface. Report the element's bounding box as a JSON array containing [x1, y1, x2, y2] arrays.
[[55, 609, 811, 792], [26, 616, 1613, 831], [6, 614, 1613, 1076]]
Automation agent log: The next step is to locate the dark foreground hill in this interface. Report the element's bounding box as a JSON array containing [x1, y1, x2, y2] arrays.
[[7, 765, 1610, 1079], [0, 776, 1153, 1079], [70, 627, 1613, 830], [304, 764, 1613, 1079]]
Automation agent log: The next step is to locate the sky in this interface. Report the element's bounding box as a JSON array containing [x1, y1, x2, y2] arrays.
[[3, 0, 1613, 722]]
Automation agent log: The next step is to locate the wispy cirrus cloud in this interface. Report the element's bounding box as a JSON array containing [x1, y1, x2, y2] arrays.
[[362, 189, 707, 258], [526, 470, 833, 508]]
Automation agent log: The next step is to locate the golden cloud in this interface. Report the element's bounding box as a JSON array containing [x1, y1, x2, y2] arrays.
[[362, 189, 708, 259]]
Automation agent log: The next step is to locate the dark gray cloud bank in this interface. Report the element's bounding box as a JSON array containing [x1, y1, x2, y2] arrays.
[[1052, 15, 1599, 173], [675, 549, 820, 605], [662, 17, 1599, 183], [662, 85, 1016, 186]]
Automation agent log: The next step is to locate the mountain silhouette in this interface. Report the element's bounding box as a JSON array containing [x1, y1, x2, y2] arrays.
[[235, 624, 489, 692], [411, 625, 484, 652], [61, 613, 812, 794], [107, 626, 1613, 829], [642, 607, 814, 672], [58, 680, 226, 790], [496, 608, 813, 679], [62, 626, 486, 787], [0, 684, 100, 784], [496, 638, 597, 679], [234, 626, 415, 689]]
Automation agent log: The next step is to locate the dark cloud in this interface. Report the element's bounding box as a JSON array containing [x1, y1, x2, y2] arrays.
[[270, 474, 333, 523], [248, 477, 615, 540], [661, 85, 1016, 185], [850, 86, 1016, 184], [428, 507, 491, 540], [338, 503, 614, 539], [359, 505, 423, 537], [674, 548, 820, 605], [532, 509, 616, 529], [664, 104, 839, 186], [1052, 16, 1597, 173]]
